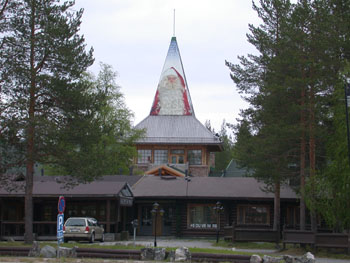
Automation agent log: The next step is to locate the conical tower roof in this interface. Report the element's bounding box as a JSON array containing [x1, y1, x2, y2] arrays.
[[150, 37, 194, 116]]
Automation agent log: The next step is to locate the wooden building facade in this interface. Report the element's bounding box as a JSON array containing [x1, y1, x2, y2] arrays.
[[0, 174, 299, 240], [0, 175, 138, 240], [132, 174, 299, 238]]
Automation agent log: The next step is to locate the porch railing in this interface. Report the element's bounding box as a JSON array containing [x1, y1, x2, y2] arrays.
[[224, 222, 279, 244]]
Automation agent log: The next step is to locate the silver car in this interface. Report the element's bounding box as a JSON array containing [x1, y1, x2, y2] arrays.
[[63, 217, 104, 243]]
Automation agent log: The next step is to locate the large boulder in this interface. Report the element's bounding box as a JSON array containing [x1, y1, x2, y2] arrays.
[[283, 255, 296, 263], [262, 255, 283, 263], [39, 245, 56, 258], [175, 247, 191, 262], [154, 247, 166, 261], [250, 254, 262, 263], [168, 250, 176, 261], [140, 248, 155, 261], [58, 246, 77, 258], [28, 241, 40, 257], [296, 252, 315, 263]]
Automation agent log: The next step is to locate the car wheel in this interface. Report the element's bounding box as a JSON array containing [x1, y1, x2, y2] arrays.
[[90, 233, 95, 243], [100, 233, 104, 242]]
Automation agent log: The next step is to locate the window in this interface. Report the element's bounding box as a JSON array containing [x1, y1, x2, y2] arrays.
[[170, 149, 185, 164], [65, 218, 85, 227], [137, 149, 152, 164], [188, 204, 217, 229], [238, 205, 269, 225], [141, 206, 152, 226], [154, 150, 168, 164], [188, 150, 202, 165], [286, 206, 300, 227]]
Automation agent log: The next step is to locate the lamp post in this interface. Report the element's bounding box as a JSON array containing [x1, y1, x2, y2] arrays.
[[213, 201, 224, 243], [151, 202, 164, 247], [185, 176, 191, 196], [131, 219, 138, 246]]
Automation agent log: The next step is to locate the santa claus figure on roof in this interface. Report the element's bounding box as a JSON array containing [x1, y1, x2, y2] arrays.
[[150, 67, 191, 116]]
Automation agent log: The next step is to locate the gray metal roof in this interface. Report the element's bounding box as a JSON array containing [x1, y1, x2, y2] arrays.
[[0, 175, 141, 197], [132, 175, 297, 200], [135, 115, 222, 147]]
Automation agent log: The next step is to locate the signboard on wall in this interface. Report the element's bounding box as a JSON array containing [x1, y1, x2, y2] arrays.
[[119, 197, 133, 207]]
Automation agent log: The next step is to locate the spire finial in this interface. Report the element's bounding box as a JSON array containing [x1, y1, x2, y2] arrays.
[[173, 9, 176, 37]]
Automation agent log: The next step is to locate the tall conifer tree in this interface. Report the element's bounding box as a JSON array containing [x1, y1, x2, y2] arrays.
[[227, 0, 296, 232], [0, 0, 95, 243]]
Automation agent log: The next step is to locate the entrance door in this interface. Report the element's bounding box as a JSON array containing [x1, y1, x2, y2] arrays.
[[139, 205, 174, 236], [170, 149, 185, 164], [139, 206, 153, 235], [153, 211, 162, 236]]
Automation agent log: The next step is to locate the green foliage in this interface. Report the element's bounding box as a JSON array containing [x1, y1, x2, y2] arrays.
[[0, 0, 95, 177], [206, 120, 235, 173], [305, 66, 350, 230], [43, 63, 144, 180], [214, 120, 234, 172], [0, 0, 143, 243], [227, 0, 297, 189], [227, 0, 350, 230]]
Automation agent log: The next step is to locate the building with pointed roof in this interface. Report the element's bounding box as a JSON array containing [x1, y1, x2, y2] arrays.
[[134, 37, 222, 177]]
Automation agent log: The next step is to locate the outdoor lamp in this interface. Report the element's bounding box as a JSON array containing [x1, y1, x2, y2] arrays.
[[213, 201, 224, 243]]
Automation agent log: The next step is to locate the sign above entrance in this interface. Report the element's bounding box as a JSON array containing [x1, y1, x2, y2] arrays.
[[120, 196, 133, 207]]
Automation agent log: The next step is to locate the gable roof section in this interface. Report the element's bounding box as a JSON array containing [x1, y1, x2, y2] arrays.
[[132, 175, 297, 200], [222, 159, 249, 177], [145, 165, 185, 177]]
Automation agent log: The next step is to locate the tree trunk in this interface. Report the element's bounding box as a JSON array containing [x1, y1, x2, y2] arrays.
[[24, 0, 36, 244], [24, 160, 34, 244], [309, 84, 317, 232], [300, 84, 306, 230], [273, 180, 281, 233]]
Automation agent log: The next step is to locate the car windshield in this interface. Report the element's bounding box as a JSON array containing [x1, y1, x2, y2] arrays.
[[65, 218, 85, 227]]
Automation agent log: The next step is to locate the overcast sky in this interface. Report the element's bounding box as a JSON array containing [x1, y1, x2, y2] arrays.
[[74, 0, 260, 132]]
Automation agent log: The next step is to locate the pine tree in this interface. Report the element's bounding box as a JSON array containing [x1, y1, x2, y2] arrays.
[[226, 0, 296, 232], [305, 67, 350, 231], [0, 0, 95, 243]]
